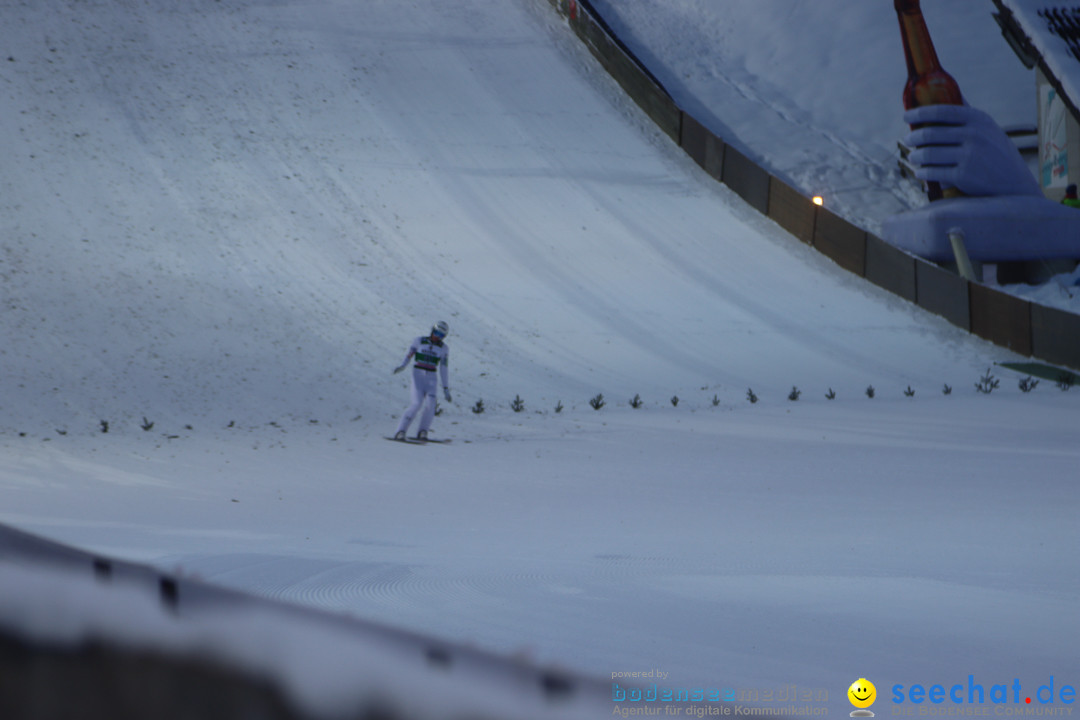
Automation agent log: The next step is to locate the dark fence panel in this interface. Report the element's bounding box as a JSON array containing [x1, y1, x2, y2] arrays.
[[702, 131, 725, 182], [721, 144, 770, 215], [680, 113, 709, 171], [767, 177, 816, 245], [1031, 303, 1080, 371], [865, 234, 917, 302], [813, 208, 866, 276], [679, 112, 725, 182], [970, 284, 1033, 356], [916, 260, 970, 330]]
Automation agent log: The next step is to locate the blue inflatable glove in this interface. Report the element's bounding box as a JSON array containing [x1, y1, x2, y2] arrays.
[[904, 104, 1041, 198]]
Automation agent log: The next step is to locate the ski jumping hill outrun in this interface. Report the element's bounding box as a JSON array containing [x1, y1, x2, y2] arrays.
[[1, 1, 1077, 719]]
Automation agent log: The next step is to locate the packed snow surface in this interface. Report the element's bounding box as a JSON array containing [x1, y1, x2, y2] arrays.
[[1, 0, 1077, 716]]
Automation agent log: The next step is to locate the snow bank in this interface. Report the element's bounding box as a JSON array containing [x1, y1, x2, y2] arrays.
[[0, 535, 611, 720]]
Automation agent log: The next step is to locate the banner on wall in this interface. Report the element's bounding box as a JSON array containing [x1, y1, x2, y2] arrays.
[[1040, 84, 1069, 189]]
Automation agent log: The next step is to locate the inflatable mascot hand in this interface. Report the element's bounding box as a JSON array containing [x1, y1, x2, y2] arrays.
[[904, 104, 1042, 198], [883, 103, 1080, 262]]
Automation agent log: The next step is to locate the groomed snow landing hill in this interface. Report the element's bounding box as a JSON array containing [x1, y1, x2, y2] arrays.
[[0, 0, 1011, 436]]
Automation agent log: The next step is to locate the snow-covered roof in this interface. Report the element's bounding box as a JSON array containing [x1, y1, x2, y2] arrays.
[[994, 0, 1080, 116]]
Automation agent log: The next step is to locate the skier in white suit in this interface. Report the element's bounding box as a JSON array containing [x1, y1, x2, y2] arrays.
[[393, 321, 452, 440]]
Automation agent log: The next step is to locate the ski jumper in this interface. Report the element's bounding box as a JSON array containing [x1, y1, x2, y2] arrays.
[[395, 335, 449, 436]]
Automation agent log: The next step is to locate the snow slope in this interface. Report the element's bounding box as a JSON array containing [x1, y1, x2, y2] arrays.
[[1, 0, 1077, 716], [586, 0, 1036, 234], [0, 0, 1030, 434]]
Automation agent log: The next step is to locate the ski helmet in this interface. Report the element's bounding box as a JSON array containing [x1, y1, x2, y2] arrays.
[[432, 320, 449, 339]]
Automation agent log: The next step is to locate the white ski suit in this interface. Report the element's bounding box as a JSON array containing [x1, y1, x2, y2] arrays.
[[395, 335, 450, 436]]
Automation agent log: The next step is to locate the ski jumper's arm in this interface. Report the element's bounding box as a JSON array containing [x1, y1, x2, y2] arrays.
[[394, 337, 421, 373], [404, 337, 420, 366], [440, 344, 451, 403]]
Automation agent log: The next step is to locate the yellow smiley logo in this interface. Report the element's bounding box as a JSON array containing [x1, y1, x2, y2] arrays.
[[848, 678, 877, 709]]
